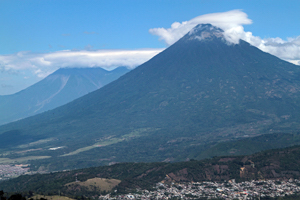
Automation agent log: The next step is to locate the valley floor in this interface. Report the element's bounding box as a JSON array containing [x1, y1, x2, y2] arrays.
[[100, 179, 300, 199]]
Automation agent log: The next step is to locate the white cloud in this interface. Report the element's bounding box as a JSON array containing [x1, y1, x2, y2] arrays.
[[0, 49, 163, 78], [1, 9, 300, 86], [149, 10, 252, 45], [149, 10, 300, 65], [259, 36, 300, 60]]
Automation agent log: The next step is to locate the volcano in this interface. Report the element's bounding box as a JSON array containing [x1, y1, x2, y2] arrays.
[[0, 67, 129, 125], [1, 24, 300, 170]]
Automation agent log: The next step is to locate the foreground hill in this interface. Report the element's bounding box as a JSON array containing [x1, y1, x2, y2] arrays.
[[0, 67, 129, 125], [1, 145, 300, 197], [1, 24, 300, 170]]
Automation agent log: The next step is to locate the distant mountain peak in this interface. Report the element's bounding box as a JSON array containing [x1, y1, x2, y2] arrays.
[[184, 23, 224, 42]]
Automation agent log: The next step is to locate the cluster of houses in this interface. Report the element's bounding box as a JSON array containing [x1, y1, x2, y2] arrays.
[[99, 178, 300, 199], [0, 164, 29, 181]]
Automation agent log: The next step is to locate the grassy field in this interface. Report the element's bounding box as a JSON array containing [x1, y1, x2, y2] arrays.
[[32, 194, 74, 200], [60, 138, 125, 157], [65, 178, 121, 192], [61, 128, 156, 157], [0, 156, 51, 164], [17, 138, 56, 148]]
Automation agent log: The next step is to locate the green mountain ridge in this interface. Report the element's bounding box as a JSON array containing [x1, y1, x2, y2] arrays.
[[2, 145, 300, 197], [1, 24, 300, 170]]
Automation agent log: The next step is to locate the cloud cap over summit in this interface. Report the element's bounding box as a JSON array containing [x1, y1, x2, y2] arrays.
[[149, 10, 252, 45], [150, 10, 300, 65]]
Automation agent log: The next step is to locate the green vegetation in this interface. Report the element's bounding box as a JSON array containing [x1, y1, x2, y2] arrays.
[[0, 190, 42, 200], [195, 132, 300, 159], [2, 24, 300, 172], [2, 145, 300, 198], [61, 128, 155, 157], [1, 131, 300, 172]]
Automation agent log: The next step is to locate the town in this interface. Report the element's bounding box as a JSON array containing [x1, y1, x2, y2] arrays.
[[100, 179, 300, 199], [0, 165, 29, 181]]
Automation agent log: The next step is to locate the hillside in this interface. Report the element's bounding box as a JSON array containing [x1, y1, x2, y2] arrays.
[[0, 67, 129, 125], [1, 145, 300, 197], [1, 24, 300, 171]]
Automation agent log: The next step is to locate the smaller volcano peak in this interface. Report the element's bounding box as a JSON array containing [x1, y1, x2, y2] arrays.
[[184, 24, 224, 42]]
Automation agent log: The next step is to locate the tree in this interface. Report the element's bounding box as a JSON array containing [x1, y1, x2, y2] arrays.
[[0, 190, 6, 200]]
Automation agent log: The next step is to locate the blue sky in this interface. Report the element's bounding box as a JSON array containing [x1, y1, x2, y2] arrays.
[[1, 0, 300, 95]]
